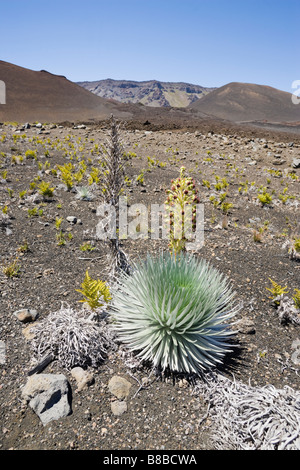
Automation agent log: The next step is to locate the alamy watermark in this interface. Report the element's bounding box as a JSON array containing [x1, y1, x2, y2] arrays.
[[291, 80, 300, 105], [95, 197, 205, 250], [0, 80, 6, 104]]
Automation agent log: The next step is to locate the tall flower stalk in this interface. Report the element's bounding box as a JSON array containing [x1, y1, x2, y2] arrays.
[[165, 166, 200, 256], [100, 115, 131, 278]]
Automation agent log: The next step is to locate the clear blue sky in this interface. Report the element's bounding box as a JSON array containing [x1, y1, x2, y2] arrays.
[[1, 0, 299, 92]]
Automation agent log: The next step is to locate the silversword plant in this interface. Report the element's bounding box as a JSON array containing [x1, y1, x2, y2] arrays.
[[111, 252, 239, 374]]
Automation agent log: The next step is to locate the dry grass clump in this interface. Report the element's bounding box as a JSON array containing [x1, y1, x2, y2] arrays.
[[31, 304, 114, 370]]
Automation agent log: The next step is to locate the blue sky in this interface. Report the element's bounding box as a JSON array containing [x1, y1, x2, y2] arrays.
[[1, 0, 299, 92]]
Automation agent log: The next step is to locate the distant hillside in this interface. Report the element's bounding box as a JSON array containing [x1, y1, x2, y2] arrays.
[[189, 82, 300, 123], [0, 61, 133, 123], [77, 79, 215, 108], [2, 61, 299, 135]]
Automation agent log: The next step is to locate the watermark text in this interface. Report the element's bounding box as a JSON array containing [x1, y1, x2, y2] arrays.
[[291, 80, 300, 105], [0, 81, 6, 104], [96, 197, 205, 250]]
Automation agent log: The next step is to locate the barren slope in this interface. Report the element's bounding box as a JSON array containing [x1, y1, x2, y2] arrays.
[[0, 61, 134, 123], [189, 82, 300, 124]]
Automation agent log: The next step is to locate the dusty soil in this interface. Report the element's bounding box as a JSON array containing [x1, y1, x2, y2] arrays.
[[0, 119, 299, 452]]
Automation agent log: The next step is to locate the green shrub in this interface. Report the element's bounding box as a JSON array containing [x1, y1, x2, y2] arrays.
[[38, 181, 55, 198], [57, 163, 74, 190], [2, 256, 21, 278], [293, 238, 300, 253], [76, 270, 111, 311], [258, 189, 272, 206], [25, 149, 37, 159], [27, 207, 38, 218], [292, 289, 300, 309], [266, 278, 289, 304]]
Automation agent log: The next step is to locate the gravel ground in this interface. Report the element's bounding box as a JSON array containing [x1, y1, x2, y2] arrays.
[[0, 120, 299, 452]]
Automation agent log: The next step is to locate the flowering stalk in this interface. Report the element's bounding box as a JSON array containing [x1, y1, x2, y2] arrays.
[[165, 166, 200, 255]]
